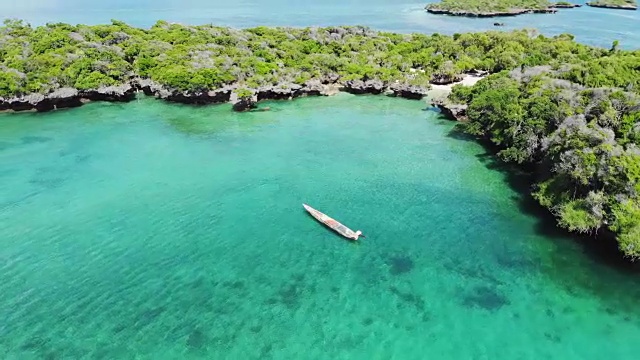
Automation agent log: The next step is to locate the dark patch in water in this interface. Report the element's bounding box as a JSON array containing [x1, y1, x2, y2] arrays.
[[544, 332, 562, 343], [495, 252, 538, 273], [564, 286, 579, 297], [561, 306, 574, 315], [20, 335, 50, 351], [261, 343, 273, 358], [444, 261, 504, 287], [222, 280, 245, 290], [190, 277, 205, 289], [266, 273, 312, 310], [112, 323, 127, 334], [204, 326, 243, 352], [74, 154, 91, 163], [187, 328, 207, 350], [291, 273, 305, 282], [331, 286, 340, 294], [545, 309, 555, 318], [604, 307, 617, 316], [362, 318, 373, 326], [263, 298, 278, 305], [21, 136, 52, 144], [389, 286, 426, 312], [276, 283, 303, 309], [386, 255, 414, 275], [29, 177, 65, 189], [0, 141, 13, 151], [135, 306, 166, 329], [250, 325, 262, 333], [462, 286, 510, 311], [44, 351, 61, 360]]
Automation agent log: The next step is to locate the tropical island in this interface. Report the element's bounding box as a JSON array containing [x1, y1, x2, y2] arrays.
[[1, 19, 640, 259], [586, 0, 638, 10], [424, 0, 580, 17], [551, 1, 582, 7]]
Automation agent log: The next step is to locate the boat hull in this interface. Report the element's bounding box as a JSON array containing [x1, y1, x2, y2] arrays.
[[303, 203, 360, 240]]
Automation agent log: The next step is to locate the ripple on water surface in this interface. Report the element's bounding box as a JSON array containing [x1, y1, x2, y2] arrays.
[[1, 95, 640, 359]]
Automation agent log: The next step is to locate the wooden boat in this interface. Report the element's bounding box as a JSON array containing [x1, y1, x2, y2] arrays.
[[302, 203, 364, 240]]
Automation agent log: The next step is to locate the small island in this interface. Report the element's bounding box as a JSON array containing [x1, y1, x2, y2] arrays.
[[586, 0, 638, 10], [551, 1, 582, 8], [424, 0, 564, 17]]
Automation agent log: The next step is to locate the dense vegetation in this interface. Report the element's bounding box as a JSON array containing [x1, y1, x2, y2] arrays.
[[425, 0, 552, 13], [2, 19, 640, 258], [586, 0, 637, 9], [0, 19, 623, 98], [448, 56, 640, 257]]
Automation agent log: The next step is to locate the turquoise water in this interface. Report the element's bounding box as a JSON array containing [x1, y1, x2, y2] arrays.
[[2, 1, 639, 49], [1, 95, 640, 359]]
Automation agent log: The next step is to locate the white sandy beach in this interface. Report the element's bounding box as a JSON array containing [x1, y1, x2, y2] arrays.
[[427, 74, 486, 100]]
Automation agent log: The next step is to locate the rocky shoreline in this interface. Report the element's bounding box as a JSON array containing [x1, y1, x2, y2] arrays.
[[425, 7, 557, 18], [426, 72, 490, 122], [586, 2, 637, 10], [430, 98, 469, 122], [551, 3, 582, 8], [0, 85, 137, 113], [0, 75, 440, 113]]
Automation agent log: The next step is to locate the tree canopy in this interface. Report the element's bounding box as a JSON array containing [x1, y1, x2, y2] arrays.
[[449, 61, 640, 258], [586, 0, 637, 9], [0, 19, 626, 98], [426, 0, 552, 13]]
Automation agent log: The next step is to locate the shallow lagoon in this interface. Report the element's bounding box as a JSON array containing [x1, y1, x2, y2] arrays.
[[1, 95, 639, 359]]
